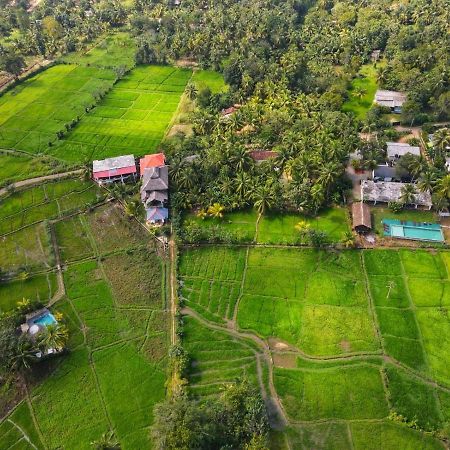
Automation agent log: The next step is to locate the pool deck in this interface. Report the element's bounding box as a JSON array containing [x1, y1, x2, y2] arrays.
[[382, 219, 444, 242]]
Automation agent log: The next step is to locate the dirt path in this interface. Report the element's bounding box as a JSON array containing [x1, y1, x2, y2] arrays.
[[169, 238, 177, 346], [181, 306, 288, 428], [0, 169, 83, 198]]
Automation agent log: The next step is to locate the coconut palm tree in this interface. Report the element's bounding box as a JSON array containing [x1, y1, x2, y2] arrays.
[[353, 86, 367, 100], [91, 430, 120, 450], [376, 66, 388, 85], [11, 338, 36, 372], [38, 324, 69, 353], [185, 82, 198, 101], [207, 203, 225, 218], [437, 175, 450, 199], [433, 128, 450, 152], [417, 171, 436, 193], [400, 184, 417, 206], [253, 184, 276, 215]]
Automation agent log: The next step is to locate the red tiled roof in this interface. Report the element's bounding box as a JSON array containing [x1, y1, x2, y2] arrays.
[[140, 153, 166, 172], [93, 166, 136, 179], [249, 151, 277, 161], [221, 106, 237, 116]]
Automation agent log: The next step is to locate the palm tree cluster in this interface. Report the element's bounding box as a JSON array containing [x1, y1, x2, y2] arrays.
[[167, 82, 358, 217]]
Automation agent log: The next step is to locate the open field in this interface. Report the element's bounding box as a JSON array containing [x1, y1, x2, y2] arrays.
[[0, 202, 168, 449], [60, 32, 136, 70], [0, 178, 102, 235], [48, 65, 192, 162], [342, 64, 379, 119], [0, 64, 117, 155], [180, 245, 450, 447], [191, 70, 227, 94], [0, 152, 68, 186], [183, 207, 349, 244]]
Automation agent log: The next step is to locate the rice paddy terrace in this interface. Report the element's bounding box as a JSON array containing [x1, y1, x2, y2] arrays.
[[179, 245, 450, 449], [0, 32, 192, 184], [0, 178, 169, 449]]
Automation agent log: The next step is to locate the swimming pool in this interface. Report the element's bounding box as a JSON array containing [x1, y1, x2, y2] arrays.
[[383, 219, 444, 242], [33, 312, 57, 327]]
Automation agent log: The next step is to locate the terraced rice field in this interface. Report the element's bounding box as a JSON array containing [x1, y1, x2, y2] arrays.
[[0, 64, 117, 154], [0, 203, 168, 449], [48, 65, 192, 162], [179, 246, 450, 449]]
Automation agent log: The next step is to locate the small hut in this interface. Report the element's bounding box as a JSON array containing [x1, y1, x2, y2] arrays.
[[352, 202, 372, 234]]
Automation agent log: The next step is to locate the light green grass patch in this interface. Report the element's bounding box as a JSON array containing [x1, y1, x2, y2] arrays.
[[376, 307, 420, 340], [191, 70, 228, 93], [385, 364, 442, 431], [368, 275, 410, 308], [257, 208, 349, 244], [416, 307, 450, 386], [274, 365, 388, 420], [0, 273, 58, 314], [383, 336, 427, 371], [7, 402, 45, 449], [408, 278, 450, 307], [363, 250, 402, 276], [342, 64, 378, 119], [350, 422, 443, 450], [299, 305, 379, 356], [400, 250, 446, 279]]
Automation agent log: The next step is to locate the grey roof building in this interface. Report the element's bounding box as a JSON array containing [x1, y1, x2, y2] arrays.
[[361, 180, 432, 209], [374, 90, 407, 112], [386, 142, 421, 160], [141, 166, 169, 192]]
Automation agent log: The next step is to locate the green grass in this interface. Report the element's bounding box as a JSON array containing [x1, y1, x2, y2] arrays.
[[363, 249, 403, 276], [257, 208, 350, 244], [183, 316, 259, 398], [368, 275, 410, 308], [54, 215, 94, 262], [342, 64, 378, 119], [0, 152, 68, 186], [274, 364, 388, 420], [0, 273, 58, 314], [400, 250, 446, 279], [283, 423, 351, 450], [191, 69, 228, 94], [385, 364, 443, 431], [0, 178, 102, 235], [0, 222, 54, 274], [7, 401, 45, 449], [350, 422, 443, 450], [0, 64, 117, 154], [183, 207, 349, 244], [48, 65, 191, 162], [60, 32, 136, 69]]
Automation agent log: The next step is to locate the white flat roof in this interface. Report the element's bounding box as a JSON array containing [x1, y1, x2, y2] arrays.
[[387, 142, 420, 158], [374, 90, 406, 108], [93, 155, 135, 172]]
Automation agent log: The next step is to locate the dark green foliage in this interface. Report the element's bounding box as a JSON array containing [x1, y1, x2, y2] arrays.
[[151, 379, 269, 450]]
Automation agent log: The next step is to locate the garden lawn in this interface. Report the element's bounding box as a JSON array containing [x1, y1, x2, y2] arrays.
[[48, 65, 191, 162], [257, 208, 349, 244], [342, 64, 378, 119], [0, 64, 117, 154]]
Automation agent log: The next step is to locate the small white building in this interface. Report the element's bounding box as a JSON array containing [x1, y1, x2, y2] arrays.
[[386, 142, 421, 162]]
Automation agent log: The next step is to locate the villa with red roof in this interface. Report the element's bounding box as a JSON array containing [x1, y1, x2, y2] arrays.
[[93, 155, 137, 183], [140, 153, 169, 225]]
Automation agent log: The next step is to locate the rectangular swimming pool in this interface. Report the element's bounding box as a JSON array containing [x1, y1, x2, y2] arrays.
[[33, 312, 57, 327], [383, 219, 444, 242]]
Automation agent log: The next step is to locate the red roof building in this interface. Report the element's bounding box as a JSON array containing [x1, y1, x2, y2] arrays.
[[140, 153, 166, 173], [249, 150, 277, 162], [92, 155, 137, 182]]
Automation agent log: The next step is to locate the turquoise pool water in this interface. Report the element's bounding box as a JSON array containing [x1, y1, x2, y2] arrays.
[[383, 219, 444, 242], [33, 313, 57, 327]]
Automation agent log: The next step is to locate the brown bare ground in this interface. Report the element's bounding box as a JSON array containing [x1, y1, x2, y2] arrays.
[[272, 353, 297, 369]]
